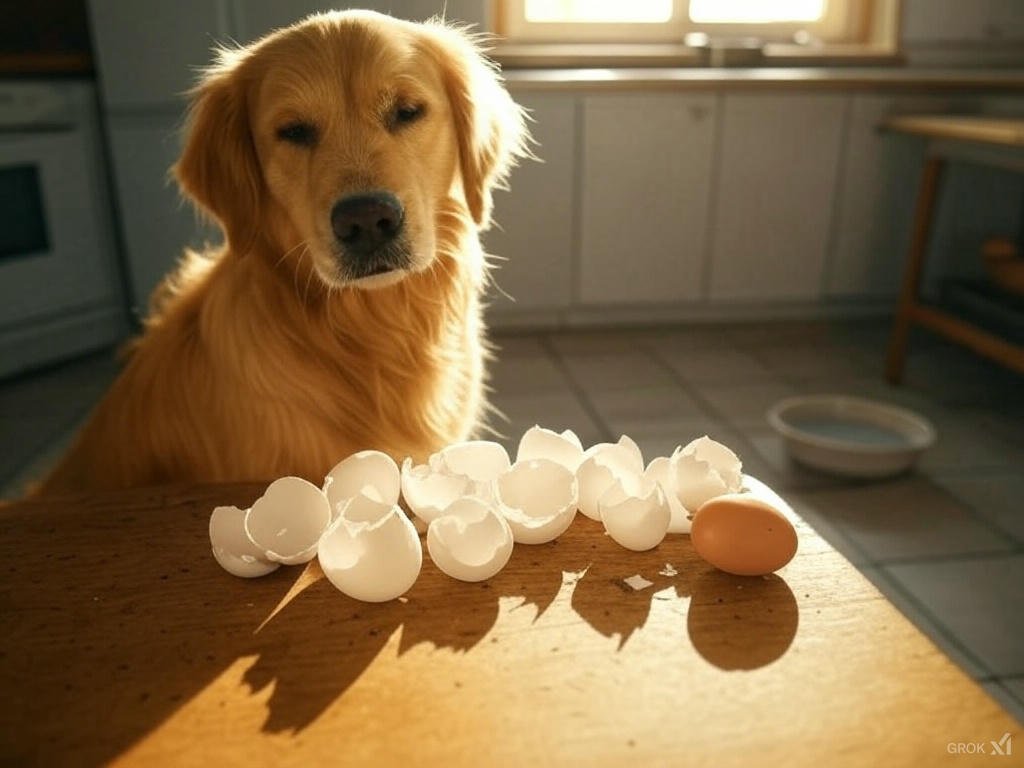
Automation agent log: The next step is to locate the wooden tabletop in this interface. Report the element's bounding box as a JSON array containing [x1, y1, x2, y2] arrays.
[[0, 483, 1016, 767], [882, 114, 1024, 148]]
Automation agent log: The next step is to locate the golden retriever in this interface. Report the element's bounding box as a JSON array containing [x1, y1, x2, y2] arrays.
[[34, 10, 527, 495]]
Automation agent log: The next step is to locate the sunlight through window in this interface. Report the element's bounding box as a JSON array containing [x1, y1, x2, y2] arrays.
[[524, 0, 673, 23], [688, 0, 826, 23]]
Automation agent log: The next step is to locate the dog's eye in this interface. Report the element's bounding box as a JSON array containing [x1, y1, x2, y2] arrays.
[[276, 121, 318, 147], [392, 104, 425, 129]]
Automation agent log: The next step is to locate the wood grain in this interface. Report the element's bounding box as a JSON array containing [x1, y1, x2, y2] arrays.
[[0, 483, 1016, 767]]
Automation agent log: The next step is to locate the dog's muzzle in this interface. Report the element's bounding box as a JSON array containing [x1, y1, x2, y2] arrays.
[[330, 191, 411, 278]]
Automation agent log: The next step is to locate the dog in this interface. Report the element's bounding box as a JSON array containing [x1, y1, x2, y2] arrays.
[[34, 10, 528, 495]]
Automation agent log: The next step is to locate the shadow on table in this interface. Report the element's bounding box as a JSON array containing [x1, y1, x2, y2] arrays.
[[0, 486, 800, 766]]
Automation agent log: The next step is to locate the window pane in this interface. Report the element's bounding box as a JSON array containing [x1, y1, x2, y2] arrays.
[[525, 0, 673, 23], [689, 0, 825, 23]]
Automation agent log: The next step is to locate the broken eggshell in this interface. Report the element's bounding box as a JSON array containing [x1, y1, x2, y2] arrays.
[[644, 454, 691, 534], [400, 457, 474, 525], [671, 436, 744, 514], [431, 440, 511, 485], [599, 475, 671, 552], [517, 425, 585, 472], [209, 505, 280, 578], [495, 458, 578, 544], [576, 436, 645, 521], [244, 477, 332, 565], [324, 450, 400, 516], [319, 494, 423, 602], [426, 497, 514, 582]]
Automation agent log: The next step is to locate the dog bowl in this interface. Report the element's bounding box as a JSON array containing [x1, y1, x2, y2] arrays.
[[766, 395, 936, 479]]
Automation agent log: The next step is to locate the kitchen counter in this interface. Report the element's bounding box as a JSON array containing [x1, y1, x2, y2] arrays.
[[0, 482, 1016, 766]]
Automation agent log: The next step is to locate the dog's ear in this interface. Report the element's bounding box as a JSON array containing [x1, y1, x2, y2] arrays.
[[422, 24, 530, 230], [173, 50, 262, 255]]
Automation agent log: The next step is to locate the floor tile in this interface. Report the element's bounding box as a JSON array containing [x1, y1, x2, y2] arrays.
[[656, 346, 778, 385], [918, 411, 1024, 474], [487, 353, 571, 396], [547, 328, 660, 356], [486, 390, 604, 449], [697, 380, 800, 430], [798, 477, 1017, 562], [883, 555, 1024, 677], [587, 384, 706, 433], [560, 351, 677, 393], [857, 565, 990, 679], [932, 474, 1024, 545]]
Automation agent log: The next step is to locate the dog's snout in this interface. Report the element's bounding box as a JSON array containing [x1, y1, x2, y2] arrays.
[[330, 192, 404, 254]]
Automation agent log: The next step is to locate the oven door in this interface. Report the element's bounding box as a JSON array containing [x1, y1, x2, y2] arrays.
[[0, 127, 120, 328]]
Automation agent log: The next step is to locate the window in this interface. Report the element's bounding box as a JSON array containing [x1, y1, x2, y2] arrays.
[[494, 0, 900, 62]]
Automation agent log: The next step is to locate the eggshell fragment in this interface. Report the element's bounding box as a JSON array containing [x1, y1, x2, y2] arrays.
[[431, 440, 511, 484], [576, 437, 645, 521], [599, 476, 671, 552], [400, 458, 474, 525], [517, 425, 585, 471], [690, 487, 798, 576], [324, 450, 400, 516], [426, 497, 514, 582], [244, 477, 332, 565], [495, 459, 578, 544], [209, 505, 280, 578], [644, 454, 690, 534], [319, 494, 423, 602], [623, 574, 653, 591], [682, 435, 743, 490]]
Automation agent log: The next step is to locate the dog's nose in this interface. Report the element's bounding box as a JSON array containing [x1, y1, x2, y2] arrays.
[[330, 192, 404, 254]]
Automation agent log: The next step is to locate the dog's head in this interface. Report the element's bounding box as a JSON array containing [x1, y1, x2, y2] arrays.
[[174, 10, 527, 290]]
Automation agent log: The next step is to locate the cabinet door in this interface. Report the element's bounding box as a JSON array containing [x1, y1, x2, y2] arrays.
[[710, 93, 845, 302], [232, 0, 484, 41], [106, 117, 219, 312], [88, 0, 229, 109], [579, 94, 716, 305], [483, 93, 575, 314]]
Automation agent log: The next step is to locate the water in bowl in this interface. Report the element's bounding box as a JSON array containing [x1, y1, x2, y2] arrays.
[[788, 417, 909, 447]]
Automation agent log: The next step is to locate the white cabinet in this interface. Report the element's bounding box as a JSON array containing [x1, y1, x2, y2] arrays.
[[106, 117, 220, 310], [88, 0, 229, 108], [579, 94, 716, 305], [484, 93, 575, 314], [232, 0, 485, 41], [709, 93, 845, 302]]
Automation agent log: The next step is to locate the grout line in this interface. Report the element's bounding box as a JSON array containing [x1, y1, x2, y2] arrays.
[[862, 564, 996, 680], [872, 549, 1023, 568], [536, 335, 613, 442]]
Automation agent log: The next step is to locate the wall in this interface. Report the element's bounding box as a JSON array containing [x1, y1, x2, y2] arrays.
[[86, 0, 1024, 328]]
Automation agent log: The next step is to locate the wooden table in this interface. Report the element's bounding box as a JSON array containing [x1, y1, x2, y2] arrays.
[[882, 114, 1024, 383], [0, 483, 1017, 766]]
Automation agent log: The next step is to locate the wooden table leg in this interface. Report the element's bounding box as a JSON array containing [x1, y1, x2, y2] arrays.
[[886, 155, 945, 384]]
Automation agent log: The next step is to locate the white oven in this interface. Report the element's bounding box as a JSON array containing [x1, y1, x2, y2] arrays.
[[0, 81, 126, 378]]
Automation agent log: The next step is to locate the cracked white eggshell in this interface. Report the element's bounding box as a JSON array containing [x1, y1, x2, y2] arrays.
[[209, 505, 280, 578], [426, 497, 514, 582], [671, 450, 732, 515], [400, 458, 473, 525], [599, 476, 671, 552], [495, 458, 578, 544], [433, 440, 511, 485], [576, 438, 644, 521], [244, 477, 332, 565], [517, 425, 585, 471], [681, 436, 743, 492], [324, 450, 400, 515], [644, 454, 691, 534], [319, 494, 423, 602]]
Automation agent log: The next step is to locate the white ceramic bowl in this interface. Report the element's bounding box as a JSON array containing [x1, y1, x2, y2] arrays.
[[766, 395, 937, 479]]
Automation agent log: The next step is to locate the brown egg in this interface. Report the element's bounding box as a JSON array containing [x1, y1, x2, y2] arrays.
[[691, 493, 798, 576]]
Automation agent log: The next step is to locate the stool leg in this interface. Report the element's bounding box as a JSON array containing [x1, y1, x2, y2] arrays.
[[886, 155, 945, 384]]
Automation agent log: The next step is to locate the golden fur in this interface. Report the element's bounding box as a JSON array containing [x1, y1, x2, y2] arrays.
[[34, 11, 527, 495]]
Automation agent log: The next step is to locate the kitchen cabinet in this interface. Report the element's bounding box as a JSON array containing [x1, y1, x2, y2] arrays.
[[709, 93, 845, 302], [484, 93, 575, 314], [579, 94, 716, 305]]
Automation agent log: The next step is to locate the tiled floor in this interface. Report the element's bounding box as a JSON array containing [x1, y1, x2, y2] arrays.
[[2, 318, 1022, 724]]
